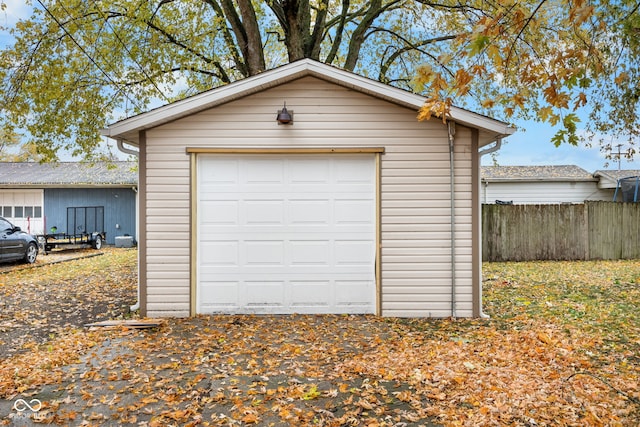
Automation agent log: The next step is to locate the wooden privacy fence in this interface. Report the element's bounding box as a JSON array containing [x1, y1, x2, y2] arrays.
[[482, 201, 640, 261]]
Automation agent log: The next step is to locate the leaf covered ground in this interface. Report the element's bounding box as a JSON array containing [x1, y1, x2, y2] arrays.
[[0, 250, 638, 426], [0, 248, 137, 358]]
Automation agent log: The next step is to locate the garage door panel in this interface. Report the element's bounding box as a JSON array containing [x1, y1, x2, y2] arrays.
[[200, 160, 239, 184], [244, 200, 284, 224], [289, 160, 330, 183], [335, 280, 375, 306], [246, 281, 285, 306], [201, 200, 239, 224], [335, 240, 375, 265], [335, 199, 375, 224], [200, 281, 239, 306], [334, 158, 372, 181], [244, 159, 284, 184], [198, 154, 376, 314], [200, 241, 238, 265], [289, 200, 330, 224], [290, 281, 332, 306], [290, 240, 330, 265], [244, 241, 284, 265]]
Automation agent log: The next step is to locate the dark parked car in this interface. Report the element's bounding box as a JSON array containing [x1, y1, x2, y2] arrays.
[[0, 217, 38, 264]]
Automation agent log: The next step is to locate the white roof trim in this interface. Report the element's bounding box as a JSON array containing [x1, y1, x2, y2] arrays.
[[102, 59, 515, 144]]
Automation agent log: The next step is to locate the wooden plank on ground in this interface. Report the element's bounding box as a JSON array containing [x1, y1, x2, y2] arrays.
[[85, 319, 166, 329]]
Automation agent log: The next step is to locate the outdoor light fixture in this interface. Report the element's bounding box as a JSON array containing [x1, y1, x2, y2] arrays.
[[276, 102, 293, 124]]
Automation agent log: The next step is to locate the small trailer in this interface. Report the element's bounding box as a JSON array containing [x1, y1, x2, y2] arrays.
[[37, 206, 106, 254]]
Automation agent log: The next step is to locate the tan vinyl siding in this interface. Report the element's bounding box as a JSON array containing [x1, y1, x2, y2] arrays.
[[380, 125, 474, 317], [143, 76, 475, 317]]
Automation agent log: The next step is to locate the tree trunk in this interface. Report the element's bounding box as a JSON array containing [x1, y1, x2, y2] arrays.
[[218, 0, 265, 76], [236, 0, 266, 75], [269, 0, 327, 62]]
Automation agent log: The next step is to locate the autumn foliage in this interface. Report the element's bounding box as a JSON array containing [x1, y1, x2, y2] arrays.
[[1, 1, 638, 161]]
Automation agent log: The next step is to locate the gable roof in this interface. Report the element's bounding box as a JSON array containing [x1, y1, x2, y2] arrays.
[[102, 59, 515, 147], [0, 162, 138, 188], [481, 165, 596, 182]]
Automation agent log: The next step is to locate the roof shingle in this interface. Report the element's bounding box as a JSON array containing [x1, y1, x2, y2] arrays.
[[0, 162, 138, 186], [593, 169, 640, 181], [481, 165, 595, 181]]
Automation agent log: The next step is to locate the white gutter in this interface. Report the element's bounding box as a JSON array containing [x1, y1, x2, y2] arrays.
[[115, 139, 141, 313], [448, 121, 457, 318], [478, 138, 502, 157], [117, 139, 140, 156]]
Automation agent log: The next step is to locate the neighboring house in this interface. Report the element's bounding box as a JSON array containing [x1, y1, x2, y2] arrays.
[[0, 162, 137, 244], [102, 59, 515, 318], [481, 165, 613, 204], [593, 169, 640, 201]]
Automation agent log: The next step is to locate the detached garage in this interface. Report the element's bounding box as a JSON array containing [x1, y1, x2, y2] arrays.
[[102, 59, 514, 318], [197, 154, 376, 314]]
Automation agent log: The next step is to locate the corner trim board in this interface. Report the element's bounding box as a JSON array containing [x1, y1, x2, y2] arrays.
[[138, 130, 148, 317], [190, 153, 198, 316]]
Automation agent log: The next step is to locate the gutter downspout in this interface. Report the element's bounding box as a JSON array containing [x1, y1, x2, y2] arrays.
[[448, 121, 457, 318], [117, 139, 139, 156], [478, 138, 502, 158], [477, 138, 502, 318], [116, 139, 142, 312]]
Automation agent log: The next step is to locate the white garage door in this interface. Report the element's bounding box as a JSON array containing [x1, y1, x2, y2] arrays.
[[197, 154, 376, 314]]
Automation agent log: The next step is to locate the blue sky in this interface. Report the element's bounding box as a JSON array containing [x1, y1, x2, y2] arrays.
[[2, 1, 639, 171], [487, 119, 640, 173]]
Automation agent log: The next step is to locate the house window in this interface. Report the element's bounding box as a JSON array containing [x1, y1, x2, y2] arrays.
[[0, 206, 41, 219]]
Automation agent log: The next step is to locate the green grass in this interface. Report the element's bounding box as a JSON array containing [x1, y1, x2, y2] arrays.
[[483, 260, 640, 365]]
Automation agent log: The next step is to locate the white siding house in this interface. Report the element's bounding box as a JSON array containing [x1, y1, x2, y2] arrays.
[[0, 189, 43, 234], [594, 169, 640, 201], [481, 165, 611, 204], [102, 59, 514, 318]]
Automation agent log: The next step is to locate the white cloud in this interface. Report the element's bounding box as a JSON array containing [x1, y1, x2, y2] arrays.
[[0, 1, 34, 49], [0, 0, 33, 27]]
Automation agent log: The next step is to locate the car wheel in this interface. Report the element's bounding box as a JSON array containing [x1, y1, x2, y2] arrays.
[[23, 242, 38, 264], [92, 235, 103, 250]]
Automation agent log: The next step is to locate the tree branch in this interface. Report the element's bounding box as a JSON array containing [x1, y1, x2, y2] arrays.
[[344, 0, 383, 71], [201, 0, 247, 77], [324, 0, 350, 65], [375, 31, 458, 83], [309, 0, 330, 59], [105, 9, 232, 83], [504, 0, 548, 69]]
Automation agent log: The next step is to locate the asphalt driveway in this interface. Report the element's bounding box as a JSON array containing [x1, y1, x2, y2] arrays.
[[2, 315, 443, 426]]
